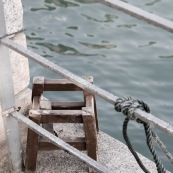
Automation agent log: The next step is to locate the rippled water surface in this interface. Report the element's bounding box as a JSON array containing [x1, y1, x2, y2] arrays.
[[23, 0, 173, 171]]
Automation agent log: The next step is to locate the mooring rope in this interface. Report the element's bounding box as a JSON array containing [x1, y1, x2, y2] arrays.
[[151, 131, 173, 165], [143, 122, 166, 173], [114, 96, 168, 173], [123, 117, 150, 173]]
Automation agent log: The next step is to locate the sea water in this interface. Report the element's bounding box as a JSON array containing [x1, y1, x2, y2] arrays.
[[23, 0, 173, 171]]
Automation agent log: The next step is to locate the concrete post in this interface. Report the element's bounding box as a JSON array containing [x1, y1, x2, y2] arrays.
[[3, 0, 30, 94], [0, 0, 30, 172]]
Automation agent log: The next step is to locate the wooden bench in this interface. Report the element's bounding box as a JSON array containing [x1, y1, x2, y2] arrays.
[[25, 76, 99, 172]]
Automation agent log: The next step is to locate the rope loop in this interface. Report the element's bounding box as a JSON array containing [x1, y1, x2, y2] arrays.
[[114, 96, 150, 120], [114, 96, 168, 173]]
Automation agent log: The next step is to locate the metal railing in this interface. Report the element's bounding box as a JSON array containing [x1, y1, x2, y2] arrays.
[[2, 37, 173, 137], [100, 0, 173, 33], [0, 0, 173, 172]]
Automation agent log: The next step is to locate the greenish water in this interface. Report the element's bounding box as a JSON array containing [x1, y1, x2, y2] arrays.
[[23, 0, 173, 171]]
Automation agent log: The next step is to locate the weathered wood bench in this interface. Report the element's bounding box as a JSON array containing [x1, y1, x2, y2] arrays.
[[25, 76, 99, 172]]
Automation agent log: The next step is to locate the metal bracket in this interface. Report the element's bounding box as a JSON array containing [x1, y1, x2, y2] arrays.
[[0, 28, 26, 40], [2, 107, 19, 117]]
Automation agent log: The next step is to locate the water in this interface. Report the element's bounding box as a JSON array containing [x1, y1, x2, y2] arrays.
[[23, 0, 173, 171]]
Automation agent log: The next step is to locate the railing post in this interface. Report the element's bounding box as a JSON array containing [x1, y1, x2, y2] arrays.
[[0, 0, 23, 172]]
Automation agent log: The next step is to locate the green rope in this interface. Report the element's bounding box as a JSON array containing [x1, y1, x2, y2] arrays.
[[114, 96, 167, 173], [123, 117, 150, 173], [143, 122, 166, 173]]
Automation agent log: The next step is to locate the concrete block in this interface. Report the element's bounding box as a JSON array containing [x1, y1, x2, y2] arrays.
[[3, 0, 30, 95], [3, 0, 23, 34], [0, 88, 31, 173], [9, 33, 30, 95]]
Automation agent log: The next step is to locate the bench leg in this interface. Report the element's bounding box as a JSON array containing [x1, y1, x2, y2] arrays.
[[82, 108, 97, 161], [93, 96, 99, 133], [25, 114, 41, 172]]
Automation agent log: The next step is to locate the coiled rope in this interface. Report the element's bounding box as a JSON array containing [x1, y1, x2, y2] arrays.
[[114, 96, 169, 173]]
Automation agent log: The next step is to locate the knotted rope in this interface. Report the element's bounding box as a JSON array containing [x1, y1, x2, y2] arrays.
[[114, 96, 168, 173]]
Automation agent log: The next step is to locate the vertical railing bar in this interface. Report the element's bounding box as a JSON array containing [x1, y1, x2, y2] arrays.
[[99, 0, 173, 33], [0, 0, 23, 172], [12, 111, 115, 173], [1, 37, 173, 137]]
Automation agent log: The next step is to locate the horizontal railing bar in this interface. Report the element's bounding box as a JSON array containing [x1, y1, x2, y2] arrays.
[[1, 37, 173, 137], [99, 0, 173, 33], [30, 109, 83, 115], [12, 111, 113, 173], [1, 38, 118, 104]]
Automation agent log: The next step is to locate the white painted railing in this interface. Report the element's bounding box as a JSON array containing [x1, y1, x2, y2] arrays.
[[1, 0, 173, 172]]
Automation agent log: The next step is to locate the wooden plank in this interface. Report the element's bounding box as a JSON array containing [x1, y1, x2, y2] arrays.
[[41, 114, 83, 123], [30, 109, 83, 116], [44, 79, 83, 91], [32, 77, 44, 101], [93, 96, 99, 132], [32, 96, 41, 109], [40, 100, 52, 110], [40, 99, 54, 134], [83, 76, 99, 132], [30, 109, 83, 123], [51, 101, 85, 110], [82, 107, 97, 161], [85, 95, 94, 108], [25, 113, 41, 172], [85, 95, 99, 132], [40, 100, 85, 110], [39, 137, 86, 151]]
